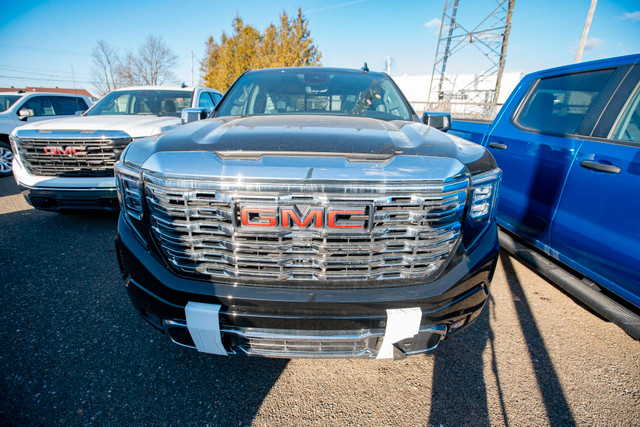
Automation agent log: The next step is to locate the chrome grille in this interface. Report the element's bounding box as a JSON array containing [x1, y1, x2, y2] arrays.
[[144, 174, 468, 284], [164, 321, 448, 358], [15, 131, 131, 177], [234, 329, 379, 358]]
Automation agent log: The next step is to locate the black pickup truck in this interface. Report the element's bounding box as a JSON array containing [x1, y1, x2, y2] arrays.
[[115, 67, 502, 358]]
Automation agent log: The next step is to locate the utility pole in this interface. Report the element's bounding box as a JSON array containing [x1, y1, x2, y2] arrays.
[[574, 0, 598, 63], [494, 1, 514, 106], [191, 51, 194, 86], [71, 64, 77, 93]]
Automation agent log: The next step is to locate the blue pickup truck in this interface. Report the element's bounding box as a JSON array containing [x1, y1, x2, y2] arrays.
[[448, 54, 640, 338]]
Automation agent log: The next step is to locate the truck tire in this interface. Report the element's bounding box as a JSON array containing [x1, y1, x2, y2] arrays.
[[0, 141, 14, 177]]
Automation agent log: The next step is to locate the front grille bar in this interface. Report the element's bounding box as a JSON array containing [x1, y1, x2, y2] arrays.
[[14, 129, 131, 177], [164, 321, 447, 358], [144, 174, 468, 285]]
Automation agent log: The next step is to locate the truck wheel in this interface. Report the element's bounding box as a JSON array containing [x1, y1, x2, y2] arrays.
[[0, 141, 14, 177]]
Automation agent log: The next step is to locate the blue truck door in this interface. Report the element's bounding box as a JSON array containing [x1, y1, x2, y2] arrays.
[[550, 67, 640, 308], [486, 68, 617, 246]]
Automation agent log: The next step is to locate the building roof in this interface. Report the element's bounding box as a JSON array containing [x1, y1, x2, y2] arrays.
[[0, 87, 93, 98]]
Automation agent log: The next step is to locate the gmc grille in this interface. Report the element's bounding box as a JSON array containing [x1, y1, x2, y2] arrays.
[[15, 130, 131, 177], [143, 174, 468, 285]]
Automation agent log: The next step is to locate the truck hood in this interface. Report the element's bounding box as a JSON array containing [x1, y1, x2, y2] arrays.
[[16, 115, 181, 138], [124, 115, 496, 177]]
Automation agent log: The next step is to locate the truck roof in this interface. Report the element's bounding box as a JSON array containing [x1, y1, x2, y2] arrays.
[[526, 53, 640, 78], [112, 86, 202, 92], [0, 91, 90, 98]]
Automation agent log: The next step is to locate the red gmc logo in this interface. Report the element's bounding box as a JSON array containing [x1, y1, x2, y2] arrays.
[[240, 206, 369, 230], [43, 146, 87, 156]]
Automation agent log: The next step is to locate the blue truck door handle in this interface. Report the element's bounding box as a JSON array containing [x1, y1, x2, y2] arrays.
[[579, 160, 621, 174], [489, 142, 507, 150]]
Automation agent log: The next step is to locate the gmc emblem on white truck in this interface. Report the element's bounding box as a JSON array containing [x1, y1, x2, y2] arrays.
[[43, 146, 87, 156], [239, 205, 371, 231]]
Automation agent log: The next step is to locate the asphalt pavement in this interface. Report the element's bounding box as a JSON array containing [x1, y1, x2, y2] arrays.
[[1, 175, 638, 426]]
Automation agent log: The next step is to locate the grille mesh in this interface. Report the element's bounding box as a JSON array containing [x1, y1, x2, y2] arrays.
[[16, 135, 130, 177], [235, 331, 377, 358], [144, 174, 468, 284]]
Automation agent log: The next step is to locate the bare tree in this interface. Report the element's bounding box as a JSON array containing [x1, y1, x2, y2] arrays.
[[117, 52, 138, 87], [90, 40, 121, 96], [119, 35, 178, 87]]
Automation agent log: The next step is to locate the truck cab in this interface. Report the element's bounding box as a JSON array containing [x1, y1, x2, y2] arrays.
[[450, 54, 640, 325], [0, 91, 91, 176]]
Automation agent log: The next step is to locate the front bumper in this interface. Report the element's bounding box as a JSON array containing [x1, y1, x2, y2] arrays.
[[13, 157, 118, 211], [19, 184, 118, 211], [116, 213, 499, 358]]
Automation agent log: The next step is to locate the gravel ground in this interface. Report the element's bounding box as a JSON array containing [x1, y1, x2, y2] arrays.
[[0, 175, 638, 426]]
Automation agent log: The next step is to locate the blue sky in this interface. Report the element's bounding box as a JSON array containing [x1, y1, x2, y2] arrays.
[[0, 0, 639, 95]]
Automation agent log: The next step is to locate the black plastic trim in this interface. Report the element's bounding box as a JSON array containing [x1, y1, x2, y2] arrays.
[[499, 229, 640, 340], [19, 184, 118, 212]]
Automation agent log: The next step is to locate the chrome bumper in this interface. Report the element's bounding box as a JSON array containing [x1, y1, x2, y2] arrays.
[[163, 320, 447, 359]]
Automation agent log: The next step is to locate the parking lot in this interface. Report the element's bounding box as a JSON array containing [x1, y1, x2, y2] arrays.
[[0, 174, 638, 426]]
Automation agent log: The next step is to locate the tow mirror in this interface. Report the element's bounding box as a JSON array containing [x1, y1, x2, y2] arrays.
[[422, 112, 451, 132], [181, 107, 208, 125], [18, 108, 34, 121]]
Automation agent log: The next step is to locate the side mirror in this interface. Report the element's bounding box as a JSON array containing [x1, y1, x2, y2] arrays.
[[421, 112, 451, 132], [18, 108, 34, 121], [181, 107, 208, 125]]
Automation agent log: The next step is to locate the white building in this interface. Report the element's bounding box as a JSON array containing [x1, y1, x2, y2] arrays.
[[393, 72, 524, 119]]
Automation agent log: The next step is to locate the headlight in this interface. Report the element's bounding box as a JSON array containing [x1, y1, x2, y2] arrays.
[[115, 161, 144, 220], [469, 169, 501, 222]]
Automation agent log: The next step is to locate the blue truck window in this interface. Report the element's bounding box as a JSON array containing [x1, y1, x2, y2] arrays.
[[516, 69, 614, 136], [610, 83, 640, 143]]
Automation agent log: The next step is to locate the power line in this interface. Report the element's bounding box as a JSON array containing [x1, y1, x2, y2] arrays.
[[0, 64, 92, 75], [0, 42, 89, 57], [0, 75, 94, 85], [0, 66, 92, 80]]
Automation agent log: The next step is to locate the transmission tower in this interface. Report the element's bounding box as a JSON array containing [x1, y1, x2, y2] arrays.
[[427, 0, 515, 119]]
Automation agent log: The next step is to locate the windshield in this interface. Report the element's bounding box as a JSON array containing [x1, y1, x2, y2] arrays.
[[216, 69, 413, 121], [0, 95, 21, 113], [86, 90, 193, 117]]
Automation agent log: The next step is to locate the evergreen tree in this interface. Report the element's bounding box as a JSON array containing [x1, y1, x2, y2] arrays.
[[201, 8, 322, 91]]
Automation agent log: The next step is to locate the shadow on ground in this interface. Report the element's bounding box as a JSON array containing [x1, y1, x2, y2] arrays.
[[0, 202, 288, 425], [427, 251, 575, 426]]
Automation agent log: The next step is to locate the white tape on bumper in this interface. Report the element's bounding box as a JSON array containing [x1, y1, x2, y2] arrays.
[[185, 302, 228, 356], [376, 307, 422, 359]]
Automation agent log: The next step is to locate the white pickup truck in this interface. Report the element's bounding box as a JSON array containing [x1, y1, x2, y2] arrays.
[[0, 91, 92, 176], [11, 86, 222, 211]]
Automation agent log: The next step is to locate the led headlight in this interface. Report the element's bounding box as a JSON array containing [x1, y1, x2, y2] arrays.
[[115, 161, 143, 220], [470, 169, 502, 222]]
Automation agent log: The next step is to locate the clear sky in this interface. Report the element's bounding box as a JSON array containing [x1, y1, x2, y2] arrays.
[[1, 0, 639, 95]]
